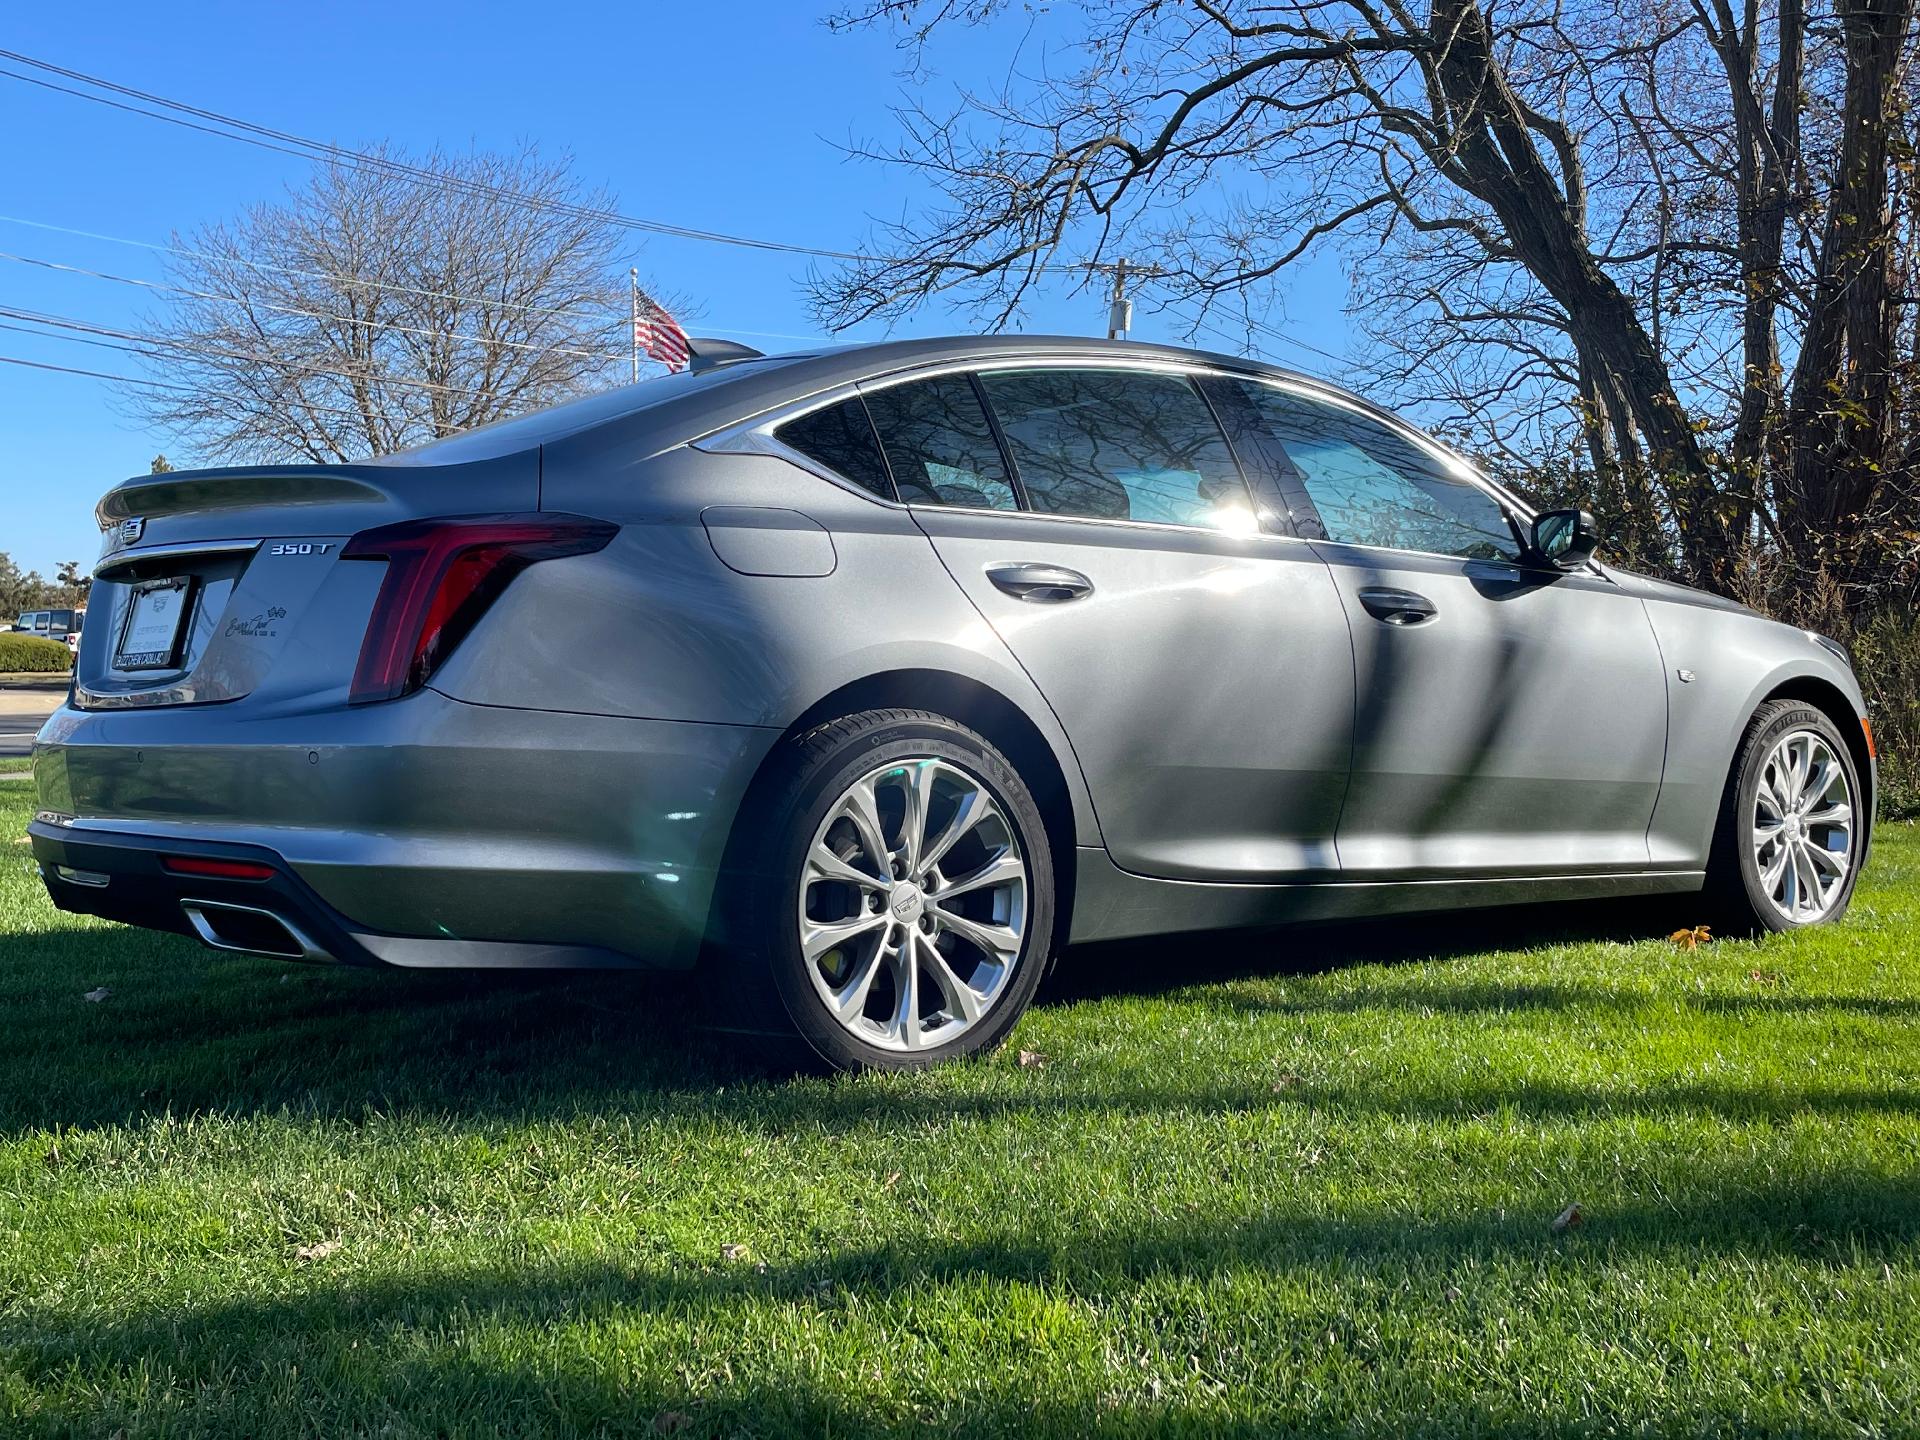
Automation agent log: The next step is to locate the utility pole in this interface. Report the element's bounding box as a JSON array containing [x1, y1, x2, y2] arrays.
[[1087, 258, 1162, 339], [1107, 257, 1133, 340], [630, 268, 640, 384]]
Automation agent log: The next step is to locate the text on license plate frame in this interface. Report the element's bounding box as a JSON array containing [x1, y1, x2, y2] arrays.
[[114, 576, 196, 670]]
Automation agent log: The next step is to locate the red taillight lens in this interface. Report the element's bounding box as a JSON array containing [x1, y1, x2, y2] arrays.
[[161, 855, 276, 881], [341, 513, 615, 705]]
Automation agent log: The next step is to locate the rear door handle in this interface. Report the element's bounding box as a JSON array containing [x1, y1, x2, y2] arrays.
[[985, 562, 1094, 603], [1357, 586, 1438, 625]]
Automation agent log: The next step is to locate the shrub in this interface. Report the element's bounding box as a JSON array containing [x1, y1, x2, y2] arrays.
[[1852, 608, 1920, 819], [0, 633, 73, 673]]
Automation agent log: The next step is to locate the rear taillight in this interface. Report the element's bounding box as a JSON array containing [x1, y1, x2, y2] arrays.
[[341, 513, 616, 705]]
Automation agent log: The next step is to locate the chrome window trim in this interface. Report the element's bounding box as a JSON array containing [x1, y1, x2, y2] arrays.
[[693, 354, 1301, 541], [691, 351, 1542, 546]]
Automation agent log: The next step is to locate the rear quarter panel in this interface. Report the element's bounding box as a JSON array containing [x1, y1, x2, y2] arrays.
[[432, 441, 1103, 845]]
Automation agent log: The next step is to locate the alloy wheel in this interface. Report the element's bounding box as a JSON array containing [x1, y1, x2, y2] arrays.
[[1752, 727, 1856, 923], [797, 757, 1028, 1051]]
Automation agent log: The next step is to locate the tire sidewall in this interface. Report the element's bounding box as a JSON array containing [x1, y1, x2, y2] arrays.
[[749, 714, 1055, 1071], [1729, 703, 1863, 933]]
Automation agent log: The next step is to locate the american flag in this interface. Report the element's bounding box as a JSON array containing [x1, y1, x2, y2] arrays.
[[635, 301, 689, 373]]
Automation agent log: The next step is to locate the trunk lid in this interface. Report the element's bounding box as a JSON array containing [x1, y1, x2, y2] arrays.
[[79, 455, 537, 709]]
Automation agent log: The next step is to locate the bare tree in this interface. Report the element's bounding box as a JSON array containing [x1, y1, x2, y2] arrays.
[[817, 0, 1918, 602], [129, 146, 633, 463]]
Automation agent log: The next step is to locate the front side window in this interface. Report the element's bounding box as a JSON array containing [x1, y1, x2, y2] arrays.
[[978, 368, 1251, 529], [775, 397, 894, 501], [1226, 381, 1519, 561], [863, 376, 1017, 510]]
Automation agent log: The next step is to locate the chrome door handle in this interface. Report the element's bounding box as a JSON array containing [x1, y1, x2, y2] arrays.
[[1358, 586, 1438, 625], [985, 562, 1094, 603]]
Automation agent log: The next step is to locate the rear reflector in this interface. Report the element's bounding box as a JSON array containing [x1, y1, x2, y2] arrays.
[[162, 855, 276, 881], [341, 513, 616, 705]]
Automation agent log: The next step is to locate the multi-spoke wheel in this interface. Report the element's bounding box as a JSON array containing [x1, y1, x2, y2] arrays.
[[801, 758, 1028, 1052], [1750, 728, 1856, 923], [1712, 700, 1865, 933], [715, 708, 1055, 1070]]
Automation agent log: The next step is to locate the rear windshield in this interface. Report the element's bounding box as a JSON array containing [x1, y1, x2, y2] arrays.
[[381, 359, 799, 466]]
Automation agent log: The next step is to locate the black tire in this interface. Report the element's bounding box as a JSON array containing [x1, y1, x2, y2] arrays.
[[707, 708, 1056, 1072], [1706, 699, 1864, 934]]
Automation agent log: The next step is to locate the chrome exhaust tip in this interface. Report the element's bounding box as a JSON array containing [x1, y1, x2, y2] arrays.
[[179, 899, 334, 963]]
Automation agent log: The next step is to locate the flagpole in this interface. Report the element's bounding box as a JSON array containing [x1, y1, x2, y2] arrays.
[[629, 268, 640, 384]]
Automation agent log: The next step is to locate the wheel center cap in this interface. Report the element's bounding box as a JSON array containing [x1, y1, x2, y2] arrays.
[[1786, 816, 1803, 840], [889, 882, 925, 924]]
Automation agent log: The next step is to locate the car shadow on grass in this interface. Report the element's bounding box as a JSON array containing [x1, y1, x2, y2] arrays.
[[1039, 893, 1698, 1005], [1, 894, 1914, 1138]]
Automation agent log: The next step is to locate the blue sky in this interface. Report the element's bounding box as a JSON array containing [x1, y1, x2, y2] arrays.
[[0, 1, 1354, 577]]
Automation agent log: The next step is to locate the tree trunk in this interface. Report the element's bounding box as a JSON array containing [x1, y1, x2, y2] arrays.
[[1428, 0, 1728, 584], [1783, 0, 1914, 588]]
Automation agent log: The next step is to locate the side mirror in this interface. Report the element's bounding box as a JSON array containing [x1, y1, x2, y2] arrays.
[[1530, 508, 1600, 570]]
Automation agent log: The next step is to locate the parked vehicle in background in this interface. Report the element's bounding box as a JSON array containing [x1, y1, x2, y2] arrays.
[[28, 336, 1876, 1070], [12, 608, 83, 643]]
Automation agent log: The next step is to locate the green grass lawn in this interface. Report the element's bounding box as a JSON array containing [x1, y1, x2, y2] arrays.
[[1, 784, 1916, 1438]]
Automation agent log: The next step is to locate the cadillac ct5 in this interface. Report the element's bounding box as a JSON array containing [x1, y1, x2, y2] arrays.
[[30, 335, 1876, 1069]]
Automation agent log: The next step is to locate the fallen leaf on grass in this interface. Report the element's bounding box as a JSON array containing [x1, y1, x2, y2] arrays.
[[1271, 1072, 1302, 1092], [1748, 968, 1783, 986], [881, 1171, 901, 1190], [720, 1243, 751, 1262], [1018, 1049, 1047, 1069], [1668, 925, 1713, 950], [1551, 1203, 1584, 1233], [293, 1239, 342, 1263], [82, 987, 112, 1004]]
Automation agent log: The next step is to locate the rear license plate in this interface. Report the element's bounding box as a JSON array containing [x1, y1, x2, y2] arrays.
[[115, 577, 195, 670]]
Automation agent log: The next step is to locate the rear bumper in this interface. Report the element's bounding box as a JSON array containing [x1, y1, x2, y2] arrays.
[[30, 689, 779, 968], [30, 822, 644, 968]]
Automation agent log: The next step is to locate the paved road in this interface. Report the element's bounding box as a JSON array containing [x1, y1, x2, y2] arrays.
[[0, 688, 63, 758]]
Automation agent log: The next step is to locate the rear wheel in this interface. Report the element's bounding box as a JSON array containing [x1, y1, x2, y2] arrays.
[[1708, 700, 1863, 933], [712, 709, 1055, 1071]]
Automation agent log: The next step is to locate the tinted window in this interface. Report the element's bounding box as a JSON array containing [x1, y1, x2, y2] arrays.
[[979, 369, 1250, 528], [1227, 381, 1519, 560], [776, 397, 894, 500], [864, 376, 1016, 510]]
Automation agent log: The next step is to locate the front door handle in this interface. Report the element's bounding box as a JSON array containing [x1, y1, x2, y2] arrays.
[[986, 562, 1094, 603], [1358, 586, 1438, 625]]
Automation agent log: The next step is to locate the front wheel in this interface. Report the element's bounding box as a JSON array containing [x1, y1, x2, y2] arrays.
[[1708, 700, 1864, 933], [713, 709, 1055, 1071]]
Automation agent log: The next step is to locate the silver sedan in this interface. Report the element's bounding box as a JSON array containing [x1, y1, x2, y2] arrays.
[[30, 335, 1875, 1069]]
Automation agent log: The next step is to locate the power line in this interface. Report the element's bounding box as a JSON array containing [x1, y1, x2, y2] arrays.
[[0, 350, 402, 426], [0, 50, 1078, 273], [0, 306, 511, 404], [1, 51, 1346, 347], [0, 215, 835, 347], [0, 248, 623, 365]]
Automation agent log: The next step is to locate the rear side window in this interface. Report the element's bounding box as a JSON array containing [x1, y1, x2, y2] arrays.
[[776, 397, 894, 501], [1225, 381, 1519, 560], [863, 376, 1017, 510], [978, 369, 1250, 529]]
